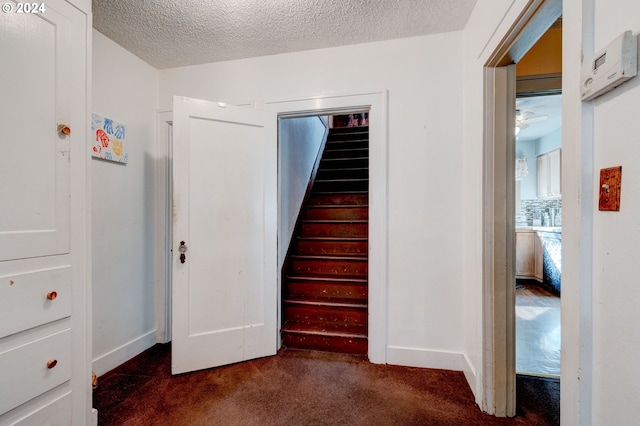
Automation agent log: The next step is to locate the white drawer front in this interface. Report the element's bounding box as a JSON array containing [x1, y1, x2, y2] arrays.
[[0, 329, 71, 416], [1, 392, 71, 426], [0, 266, 71, 338]]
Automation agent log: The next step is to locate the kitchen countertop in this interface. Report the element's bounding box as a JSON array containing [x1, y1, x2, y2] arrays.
[[516, 226, 562, 233]]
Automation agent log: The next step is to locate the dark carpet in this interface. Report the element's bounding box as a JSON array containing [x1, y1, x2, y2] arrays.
[[94, 344, 558, 425]]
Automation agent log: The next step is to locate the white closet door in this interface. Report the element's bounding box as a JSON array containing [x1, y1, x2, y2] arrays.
[[0, 4, 73, 261]]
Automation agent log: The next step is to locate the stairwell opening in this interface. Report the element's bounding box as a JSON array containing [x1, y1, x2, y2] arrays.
[[279, 113, 370, 356]]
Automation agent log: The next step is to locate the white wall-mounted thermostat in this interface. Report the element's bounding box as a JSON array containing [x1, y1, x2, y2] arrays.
[[581, 30, 638, 101]]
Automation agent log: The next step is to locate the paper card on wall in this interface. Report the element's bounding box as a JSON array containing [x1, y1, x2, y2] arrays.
[[91, 113, 128, 164]]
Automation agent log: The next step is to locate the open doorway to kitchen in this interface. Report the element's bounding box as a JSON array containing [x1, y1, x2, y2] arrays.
[[483, 0, 562, 418], [514, 20, 562, 381]]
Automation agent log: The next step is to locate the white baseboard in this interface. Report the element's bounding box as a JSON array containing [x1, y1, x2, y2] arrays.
[[386, 345, 468, 371], [386, 346, 478, 398], [461, 353, 477, 400], [92, 329, 157, 376]]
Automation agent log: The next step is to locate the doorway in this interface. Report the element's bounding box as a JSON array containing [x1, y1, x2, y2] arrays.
[[155, 90, 389, 366], [279, 113, 370, 355], [514, 93, 562, 378], [482, 0, 562, 417], [513, 15, 562, 381]]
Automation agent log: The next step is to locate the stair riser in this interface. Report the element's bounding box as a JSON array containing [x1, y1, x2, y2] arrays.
[[305, 207, 368, 220], [327, 132, 369, 141], [325, 140, 368, 150], [320, 158, 368, 169], [300, 223, 368, 238], [290, 258, 368, 277], [285, 281, 367, 300], [316, 168, 368, 180], [322, 148, 368, 159], [313, 180, 368, 193], [295, 240, 367, 256], [281, 332, 367, 355], [308, 194, 368, 206], [283, 304, 367, 328]]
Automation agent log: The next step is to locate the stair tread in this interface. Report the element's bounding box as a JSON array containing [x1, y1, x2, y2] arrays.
[[291, 253, 367, 260], [297, 236, 368, 241], [324, 147, 368, 152], [317, 167, 368, 171], [291, 253, 368, 260], [321, 157, 368, 161], [301, 219, 368, 224], [281, 325, 367, 339], [305, 205, 369, 209], [283, 297, 368, 309], [286, 275, 368, 284], [315, 178, 369, 183], [312, 190, 367, 194]]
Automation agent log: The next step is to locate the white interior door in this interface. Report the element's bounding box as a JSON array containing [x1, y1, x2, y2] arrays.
[[171, 97, 278, 375]]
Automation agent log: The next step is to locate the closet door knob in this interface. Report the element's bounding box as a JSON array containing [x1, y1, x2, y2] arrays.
[[47, 359, 58, 369], [47, 291, 58, 301], [57, 124, 71, 136]]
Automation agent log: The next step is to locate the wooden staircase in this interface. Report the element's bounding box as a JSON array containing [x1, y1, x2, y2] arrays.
[[281, 126, 369, 355]]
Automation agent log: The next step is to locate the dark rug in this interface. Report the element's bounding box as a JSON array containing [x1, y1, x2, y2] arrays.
[[94, 344, 558, 425], [517, 374, 560, 425]]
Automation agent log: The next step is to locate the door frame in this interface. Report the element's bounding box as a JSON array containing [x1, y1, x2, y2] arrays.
[[155, 110, 173, 344], [481, 0, 562, 416], [155, 90, 389, 364]]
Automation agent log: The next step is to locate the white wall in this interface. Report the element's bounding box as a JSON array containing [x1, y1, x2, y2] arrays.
[[536, 127, 562, 156], [516, 139, 537, 200], [160, 33, 467, 370], [92, 30, 160, 375], [461, 0, 536, 408], [590, 5, 640, 424], [279, 116, 327, 268]]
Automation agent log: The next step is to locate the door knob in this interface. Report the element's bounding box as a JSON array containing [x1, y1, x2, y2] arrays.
[[179, 241, 187, 264], [57, 124, 71, 136]]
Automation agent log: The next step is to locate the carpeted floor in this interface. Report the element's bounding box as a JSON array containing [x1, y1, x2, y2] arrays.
[[94, 344, 558, 425]]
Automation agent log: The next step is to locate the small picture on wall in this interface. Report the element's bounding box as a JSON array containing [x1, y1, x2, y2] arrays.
[[91, 113, 128, 164]]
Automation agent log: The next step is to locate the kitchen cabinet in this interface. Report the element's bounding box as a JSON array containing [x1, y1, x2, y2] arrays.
[[516, 231, 535, 278], [534, 233, 544, 281], [0, 1, 91, 424], [537, 148, 561, 198], [516, 230, 544, 281]]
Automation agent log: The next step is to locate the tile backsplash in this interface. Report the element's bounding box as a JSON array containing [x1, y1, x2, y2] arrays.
[[520, 199, 562, 226]]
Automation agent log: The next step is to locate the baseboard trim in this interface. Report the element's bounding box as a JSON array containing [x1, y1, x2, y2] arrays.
[[92, 330, 157, 376], [461, 353, 478, 401], [386, 346, 467, 372]]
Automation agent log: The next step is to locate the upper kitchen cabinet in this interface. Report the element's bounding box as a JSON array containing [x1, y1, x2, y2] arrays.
[[537, 148, 561, 199], [0, 0, 92, 424]]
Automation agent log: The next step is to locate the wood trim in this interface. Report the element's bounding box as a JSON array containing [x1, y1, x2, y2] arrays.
[[516, 73, 562, 96], [261, 90, 389, 364], [483, 65, 517, 417]]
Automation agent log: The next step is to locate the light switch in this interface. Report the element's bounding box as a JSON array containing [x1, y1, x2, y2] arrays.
[[599, 166, 622, 211]]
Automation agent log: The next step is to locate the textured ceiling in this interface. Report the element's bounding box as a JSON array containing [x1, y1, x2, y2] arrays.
[[93, 0, 477, 69]]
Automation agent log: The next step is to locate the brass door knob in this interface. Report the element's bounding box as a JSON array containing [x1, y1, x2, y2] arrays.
[[47, 291, 58, 301], [47, 359, 58, 369], [57, 124, 71, 136]]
